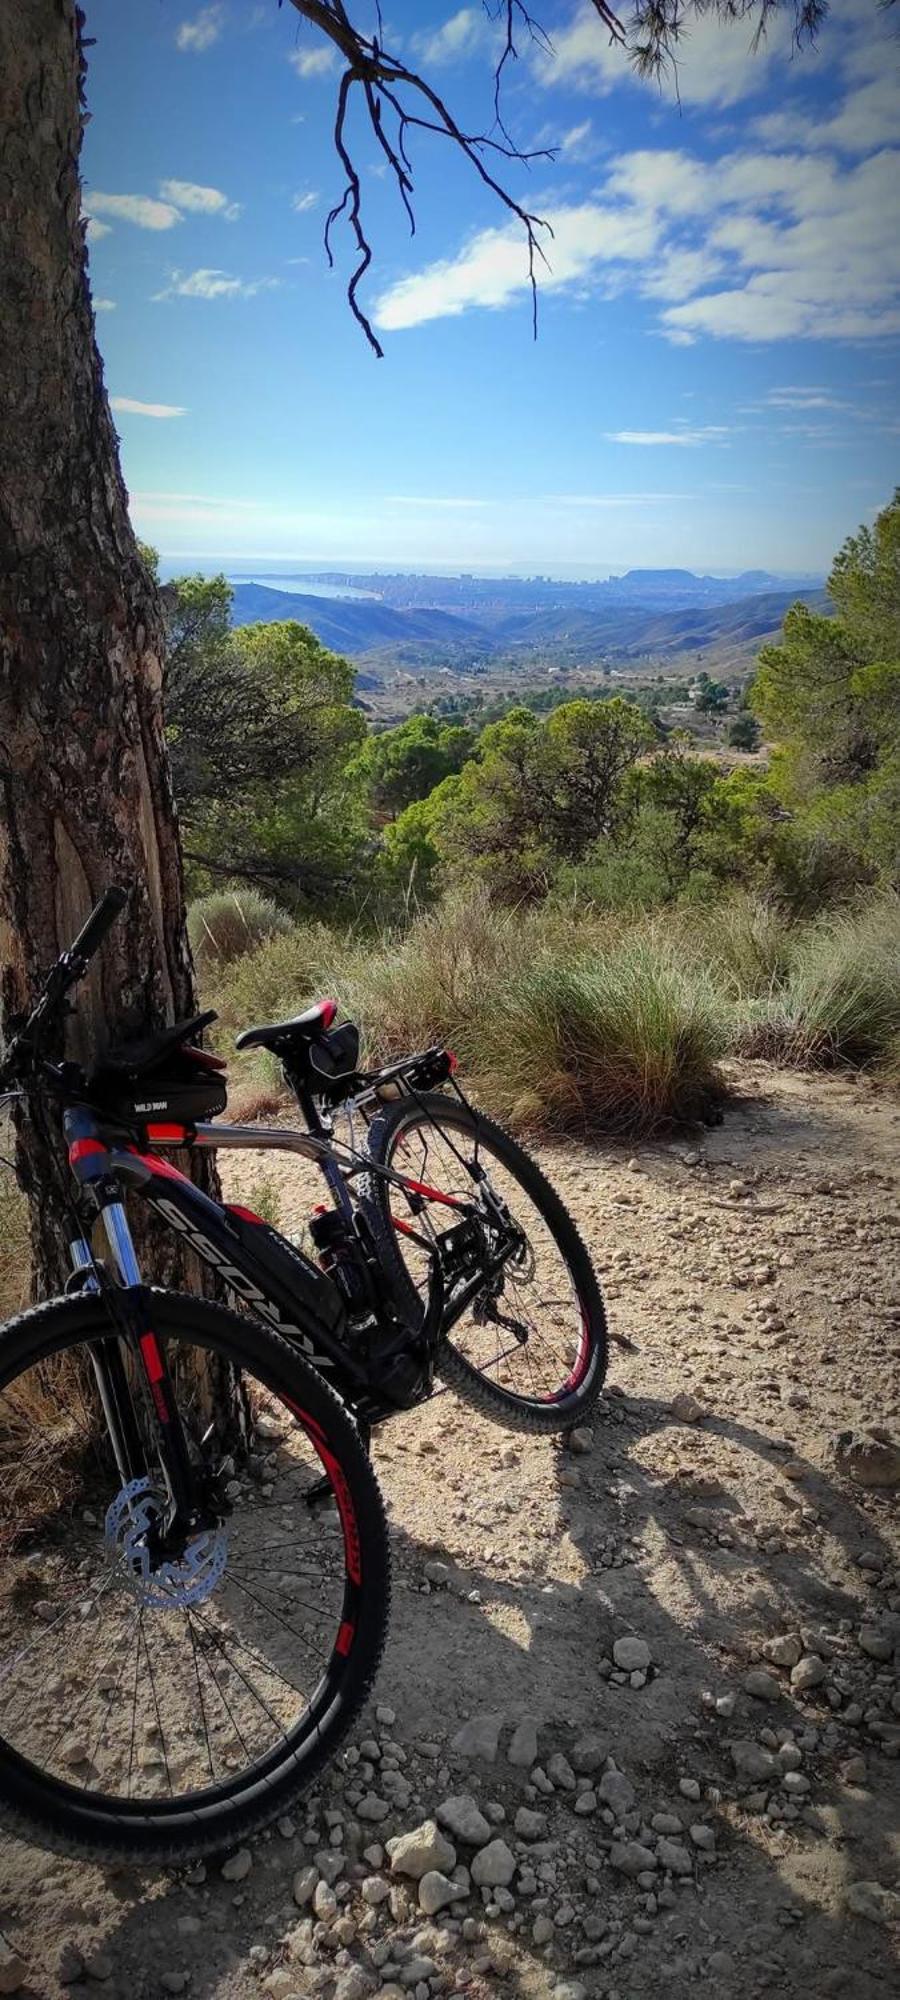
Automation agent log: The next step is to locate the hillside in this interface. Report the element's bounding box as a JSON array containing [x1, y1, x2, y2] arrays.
[[228, 582, 486, 655], [230, 578, 829, 674]]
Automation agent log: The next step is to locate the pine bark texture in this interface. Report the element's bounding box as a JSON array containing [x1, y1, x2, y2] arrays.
[[0, 0, 220, 1297]]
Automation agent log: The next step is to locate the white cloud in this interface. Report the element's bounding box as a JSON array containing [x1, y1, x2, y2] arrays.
[[292, 190, 320, 214], [87, 192, 181, 231], [288, 45, 336, 79], [94, 298, 116, 312], [154, 267, 278, 301], [175, 6, 224, 53], [538, 4, 791, 108], [375, 202, 659, 330], [85, 217, 112, 241], [159, 178, 241, 219], [606, 429, 731, 447], [411, 8, 488, 66], [661, 146, 900, 343], [559, 120, 596, 162], [110, 397, 186, 419], [762, 387, 851, 411]]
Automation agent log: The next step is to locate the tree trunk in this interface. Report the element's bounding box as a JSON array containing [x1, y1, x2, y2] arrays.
[[0, 0, 221, 1301]]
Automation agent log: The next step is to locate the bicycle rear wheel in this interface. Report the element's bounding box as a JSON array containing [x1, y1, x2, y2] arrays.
[[0, 1290, 389, 1863], [359, 1093, 607, 1433]]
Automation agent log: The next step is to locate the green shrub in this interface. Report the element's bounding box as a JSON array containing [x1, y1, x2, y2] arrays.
[[475, 936, 727, 1137], [188, 889, 292, 969]]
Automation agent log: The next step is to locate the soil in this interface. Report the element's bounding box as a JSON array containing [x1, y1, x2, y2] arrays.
[[0, 1061, 897, 1999]]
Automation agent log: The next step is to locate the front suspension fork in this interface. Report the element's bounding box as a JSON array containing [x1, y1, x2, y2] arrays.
[[75, 1201, 202, 1530]]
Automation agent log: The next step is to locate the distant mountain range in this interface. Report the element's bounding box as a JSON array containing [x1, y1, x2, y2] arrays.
[[229, 571, 828, 674]]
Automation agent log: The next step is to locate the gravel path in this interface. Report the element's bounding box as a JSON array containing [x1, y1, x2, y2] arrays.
[[0, 1062, 897, 1998]]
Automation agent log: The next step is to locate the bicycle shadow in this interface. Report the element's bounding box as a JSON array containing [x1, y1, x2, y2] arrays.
[[8, 1381, 894, 2000]]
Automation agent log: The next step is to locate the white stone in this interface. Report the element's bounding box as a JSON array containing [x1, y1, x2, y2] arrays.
[[390, 1822, 456, 1881]]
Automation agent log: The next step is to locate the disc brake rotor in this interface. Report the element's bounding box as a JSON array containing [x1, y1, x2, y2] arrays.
[[105, 1476, 228, 1610]]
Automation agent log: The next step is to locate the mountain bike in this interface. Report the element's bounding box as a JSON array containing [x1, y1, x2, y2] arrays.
[[0, 887, 606, 1862]]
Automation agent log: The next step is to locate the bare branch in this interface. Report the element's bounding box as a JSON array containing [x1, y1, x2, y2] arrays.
[[287, 0, 563, 351]]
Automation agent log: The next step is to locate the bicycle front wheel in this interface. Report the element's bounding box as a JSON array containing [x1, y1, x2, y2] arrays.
[[359, 1093, 607, 1433], [0, 1290, 389, 1863]]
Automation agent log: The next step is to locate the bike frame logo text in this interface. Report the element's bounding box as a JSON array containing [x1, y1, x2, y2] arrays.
[[151, 1195, 334, 1370]]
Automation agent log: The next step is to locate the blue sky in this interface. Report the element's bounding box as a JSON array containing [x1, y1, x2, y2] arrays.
[[82, 1, 899, 574]]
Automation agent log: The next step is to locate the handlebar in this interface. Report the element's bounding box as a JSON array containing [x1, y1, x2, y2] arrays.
[[67, 885, 129, 972], [0, 884, 130, 1087]]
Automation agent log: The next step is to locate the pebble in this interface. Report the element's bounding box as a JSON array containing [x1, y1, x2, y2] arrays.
[[221, 1848, 252, 1882], [858, 1626, 892, 1662], [436, 1796, 491, 1846], [313, 1881, 337, 1920], [671, 1393, 704, 1423], [612, 1636, 651, 1673], [450, 1714, 504, 1761], [361, 1875, 391, 1906], [357, 1792, 391, 1822], [547, 1751, 576, 1790], [743, 1668, 781, 1701], [572, 1732, 609, 1774], [418, 1870, 463, 1915], [514, 1806, 547, 1840], [83, 1953, 113, 1982], [160, 1977, 189, 1997], [731, 1740, 777, 1782], [840, 1756, 868, 1786], [679, 1778, 702, 1801], [292, 1866, 319, 1907], [57, 1945, 85, 1983], [568, 1428, 593, 1455], [844, 1880, 900, 1924], [390, 1823, 456, 1880], [656, 1838, 693, 1875], [762, 1634, 802, 1669], [507, 1718, 539, 1767], [598, 1769, 636, 1814], [463, 1839, 513, 1893], [791, 1654, 827, 1692], [333, 1972, 373, 2000], [610, 1840, 656, 1877]]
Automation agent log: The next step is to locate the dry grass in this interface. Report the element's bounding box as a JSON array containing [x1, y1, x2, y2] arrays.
[[188, 888, 292, 970], [736, 897, 900, 1069]]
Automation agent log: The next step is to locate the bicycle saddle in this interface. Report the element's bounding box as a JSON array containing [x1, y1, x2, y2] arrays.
[[235, 998, 338, 1054]]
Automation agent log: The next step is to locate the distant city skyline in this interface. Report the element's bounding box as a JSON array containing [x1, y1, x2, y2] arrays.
[[84, 2, 900, 571]]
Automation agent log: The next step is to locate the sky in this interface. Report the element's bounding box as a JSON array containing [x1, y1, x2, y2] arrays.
[[82, 0, 900, 576]]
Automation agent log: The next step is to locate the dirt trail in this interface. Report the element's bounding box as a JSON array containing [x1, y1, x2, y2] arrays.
[[1, 1062, 898, 1999]]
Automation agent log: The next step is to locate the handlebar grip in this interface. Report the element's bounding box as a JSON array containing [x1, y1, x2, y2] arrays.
[[69, 885, 129, 966]]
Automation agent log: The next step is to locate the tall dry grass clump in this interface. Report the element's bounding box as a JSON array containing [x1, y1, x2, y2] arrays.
[[188, 888, 292, 970], [737, 896, 900, 1068], [475, 935, 727, 1136]]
